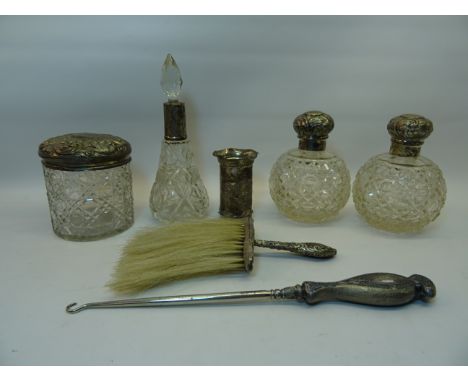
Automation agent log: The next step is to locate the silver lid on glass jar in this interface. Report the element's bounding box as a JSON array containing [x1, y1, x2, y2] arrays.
[[38, 133, 132, 171]]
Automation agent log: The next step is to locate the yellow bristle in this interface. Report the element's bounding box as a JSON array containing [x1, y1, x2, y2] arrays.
[[108, 218, 247, 294]]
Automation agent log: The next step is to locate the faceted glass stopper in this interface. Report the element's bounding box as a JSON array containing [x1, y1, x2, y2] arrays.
[[160, 54, 183, 100]]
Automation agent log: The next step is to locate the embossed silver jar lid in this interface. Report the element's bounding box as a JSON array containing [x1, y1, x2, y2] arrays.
[[38, 133, 132, 171]]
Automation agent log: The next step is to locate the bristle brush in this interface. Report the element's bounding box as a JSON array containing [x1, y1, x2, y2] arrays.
[[108, 217, 335, 293]]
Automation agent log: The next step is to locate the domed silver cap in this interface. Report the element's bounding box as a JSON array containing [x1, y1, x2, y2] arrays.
[[293, 111, 334, 151]]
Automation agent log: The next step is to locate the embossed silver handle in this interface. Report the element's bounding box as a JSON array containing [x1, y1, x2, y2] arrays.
[[254, 239, 336, 259], [297, 273, 436, 306]]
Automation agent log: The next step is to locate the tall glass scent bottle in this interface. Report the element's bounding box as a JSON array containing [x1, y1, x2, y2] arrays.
[[269, 111, 350, 223], [353, 114, 446, 233], [149, 54, 209, 223]]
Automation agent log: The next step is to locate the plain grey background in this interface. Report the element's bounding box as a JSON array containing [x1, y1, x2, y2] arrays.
[[0, 16, 467, 365], [1, 16, 467, 184]]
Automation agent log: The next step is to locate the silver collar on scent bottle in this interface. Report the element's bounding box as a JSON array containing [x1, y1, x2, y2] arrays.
[[164, 100, 187, 141]]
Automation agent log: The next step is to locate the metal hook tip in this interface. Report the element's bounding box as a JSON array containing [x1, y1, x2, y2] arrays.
[[66, 302, 85, 314]]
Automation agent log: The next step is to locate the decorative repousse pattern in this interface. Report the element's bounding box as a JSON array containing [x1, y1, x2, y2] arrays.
[[253, 239, 336, 258], [43, 164, 134, 241], [150, 140, 209, 223], [39, 133, 131, 168], [269, 149, 350, 223], [293, 111, 334, 139], [352, 154, 446, 233], [213, 148, 258, 218], [387, 114, 433, 143]]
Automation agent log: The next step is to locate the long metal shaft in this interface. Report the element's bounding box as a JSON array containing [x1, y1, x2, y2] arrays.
[[66, 290, 279, 313], [66, 273, 436, 314]]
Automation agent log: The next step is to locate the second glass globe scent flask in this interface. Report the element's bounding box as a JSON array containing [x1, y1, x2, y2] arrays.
[[269, 111, 351, 223], [353, 114, 446, 233]]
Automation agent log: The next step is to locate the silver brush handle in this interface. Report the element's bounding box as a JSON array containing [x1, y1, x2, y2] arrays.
[[254, 239, 336, 258], [66, 273, 435, 313]]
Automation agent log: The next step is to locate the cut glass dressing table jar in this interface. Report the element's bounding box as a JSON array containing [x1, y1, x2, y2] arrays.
[[38, 133, 134, 241]]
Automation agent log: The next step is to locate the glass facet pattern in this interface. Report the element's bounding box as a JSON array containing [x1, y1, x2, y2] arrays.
[[43, 164, 134, 241], [269, 149, 350, 223], [353, 154, 446, 233], [150, 140, 209, 223]]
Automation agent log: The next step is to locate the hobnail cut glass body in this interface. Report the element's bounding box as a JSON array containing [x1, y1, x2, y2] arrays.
[[43, 164, 134, 241], [352, 153, 446, 233], [149, 140, 209, 223], [269, 149, 351, 223]]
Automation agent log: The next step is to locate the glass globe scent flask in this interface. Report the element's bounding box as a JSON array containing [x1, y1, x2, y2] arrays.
[[352, 114, 446, 233], [269, 111, 351, 223]]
